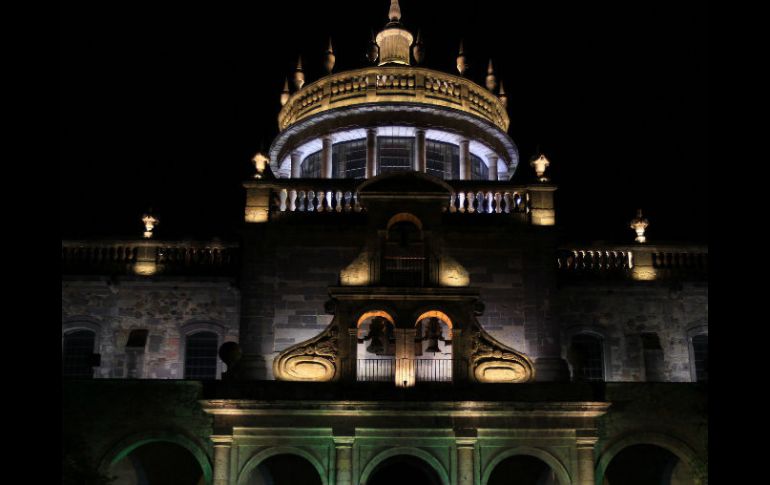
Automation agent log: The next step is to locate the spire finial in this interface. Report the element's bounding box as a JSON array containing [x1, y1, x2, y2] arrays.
[[293, 56, 305, 90], [498, 81, 508, 108], [530, 153, 551, 182], [367, 30, 379, 64], [412, 29, 424, 64], [324, 38, 336, 74], [280, 78, 290, 106], [630, 209, 650, 243], [142, 212, 158, 239], [389, 0, 402, 22], [456, 40, 467, 75], [485, 59, 497, 91]]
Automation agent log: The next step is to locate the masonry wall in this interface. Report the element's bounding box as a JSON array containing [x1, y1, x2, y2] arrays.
[[555, 281, 708, 382], [62, 277, 240, 379], [238, 217, 368, 378]]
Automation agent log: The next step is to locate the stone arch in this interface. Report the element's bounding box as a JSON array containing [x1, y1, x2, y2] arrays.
[[99, 429, 213, 485], [482, 446, 571, 485], [415, 310, 454, 339], [595, 431, 706, 485], [386, 212, 424, 233], [62, 317, 103, 346], [357, 310, 396, 327], [237, 446, 328, 485], [359, 447, 449, 485]]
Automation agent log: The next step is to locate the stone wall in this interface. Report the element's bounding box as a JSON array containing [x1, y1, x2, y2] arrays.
[[238, 218, 368, 378], [62, 276, 240, 379], [555, 281, 708, 382]]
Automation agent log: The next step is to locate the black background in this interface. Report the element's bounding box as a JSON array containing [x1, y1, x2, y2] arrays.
[[60, 0, 707, 244]]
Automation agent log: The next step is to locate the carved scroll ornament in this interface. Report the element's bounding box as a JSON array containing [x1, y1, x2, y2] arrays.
[[470, 323, 535, 383], [273, 324, 338, 381]]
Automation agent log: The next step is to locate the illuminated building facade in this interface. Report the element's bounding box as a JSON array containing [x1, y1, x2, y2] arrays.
[[62, 2, 707, 484]]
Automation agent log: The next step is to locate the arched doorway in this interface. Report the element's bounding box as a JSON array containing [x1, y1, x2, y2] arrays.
[[109, 441, 206, 485], [367, 455, 443, 485], [603, 444, 697, 485], [486, 454, 561, 485], [243, 453, 322, 485]]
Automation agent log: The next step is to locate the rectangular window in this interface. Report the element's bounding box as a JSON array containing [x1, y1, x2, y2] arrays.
[[378, 136, 414, 174]]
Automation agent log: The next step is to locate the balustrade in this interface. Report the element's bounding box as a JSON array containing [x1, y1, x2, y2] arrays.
[[356, 359, 463, 383], [278, 66, 509, 131]]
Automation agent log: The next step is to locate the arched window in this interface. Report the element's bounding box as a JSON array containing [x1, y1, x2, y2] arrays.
[[62, 329, 96, 378], [569, 333, 605, 381], [691, 334, 708, 382], [184, 331, 219, 380]]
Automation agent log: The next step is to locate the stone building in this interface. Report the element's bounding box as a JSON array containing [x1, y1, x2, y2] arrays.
[[62, 2, 707, 484]]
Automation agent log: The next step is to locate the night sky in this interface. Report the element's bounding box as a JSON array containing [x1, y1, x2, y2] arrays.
[[60, 0, 707, 244]]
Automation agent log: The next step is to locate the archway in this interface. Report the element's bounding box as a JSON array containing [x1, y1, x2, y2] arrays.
[[414, 311, 454, 382], [108, 441, 207, 485], [357, 310, 397, 382], [360, 448, 449, 485], [483, 448, 570, 485], [367, 455, 442, 485], [596, 433, 705, 485], [243, 454, 322, 485], [602, 444, 697, 485], [238, 447, 326, 485]]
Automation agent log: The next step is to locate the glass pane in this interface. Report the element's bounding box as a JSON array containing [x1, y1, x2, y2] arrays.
[[185, 332, 219, 380], [300, 151, 322, 178], [333, 139, 367, 179], [571, 334, 604, 381], [378, 137, 414, 174], [692, 334, 708, 382], [63, 330, 95, 378], [471, 154, 489, 180]]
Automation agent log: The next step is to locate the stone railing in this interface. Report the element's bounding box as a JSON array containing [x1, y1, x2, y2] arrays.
[[62, 239, 239, 276], [557, 244, 708, 281], [278, 66, 509, 132], [246, 179, 539, 222], [446, 181, 529, 214]]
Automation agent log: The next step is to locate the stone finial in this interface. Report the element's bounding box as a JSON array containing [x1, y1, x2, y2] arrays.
[[456, 40, 467, 75], [412, 30, 424, 64], [293, 56, 305, 90], [142, 213, 158, 239], [389, 0, 402, 22], [324, 38, 336, 74], [485, 59, 497, 92], [280, 78, 290, 106], [498, 81, 508, 108], [367, 30, 379, 64], [530, 153, 550, 181], [630, 209, 650, 243], [252, 152, 269, 179]]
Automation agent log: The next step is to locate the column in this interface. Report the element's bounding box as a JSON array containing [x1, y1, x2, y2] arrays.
[[322, 135, 333, 178], [394, 328, 416, 387], [459, 139, 470, 180], [291, 150, 303, 178], [456, 438, 477, 485], [415, 128, 426, 172], [576, 437, 598, 485], [212, 436, 232, 485], [334, 436, 355, 485], [366, 128, 378, 178], [487, 153, 499, 181]]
